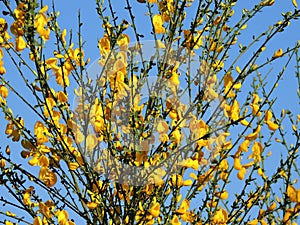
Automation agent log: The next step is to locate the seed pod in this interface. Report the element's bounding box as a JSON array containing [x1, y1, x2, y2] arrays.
[[5, 145, 10, 155]]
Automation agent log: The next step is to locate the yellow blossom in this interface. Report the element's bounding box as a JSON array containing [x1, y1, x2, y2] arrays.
[[39, 167, 57, 187], [287, 185, 300, 203], [33, 216, 43, 225], [87, 201, 99, 210], [34, 5, 50, 41], [272, 48, 283, 59], [245, 125, 261, 141], [86, 134, 98, 151], [0, 158, 6, 168], [266, 121, 279, 131], [98, 36, 111, 56], [216, 190, 229, 200], [212, 208, 228, 224], [16, 35, 26, 51], [149, 202, 160, 217], [234, 157, 243, 170], [153, 14, 165, 34], [237, 167, 247, 180], [248, 142, 263, 163], [58, 210, 69, 225], [56, 91, 68, 103], [117, 34, 130, 50], [176, 199, 190, 215], [171, 215, 181, 225], [23, 186, 34, 206]]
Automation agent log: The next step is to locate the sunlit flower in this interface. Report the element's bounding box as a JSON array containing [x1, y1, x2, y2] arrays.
[[57, 210, 69, 225], [287, 185, 300, 203], [33, 216, 42, 225], [237, 167, 246, 180], [149, 201, 160, 217], [0, 18, 11, 47], [248, 142, 263, 163], [39, 167, 57, 187], [15, 35, 26, 51], [98, 36, 111, 56], [153, 14, 165, 34], [117, 34, 130, 50], [272, 48, 283, 58], [212, 208, 228, 224], [0, 85, 8, 98], [0, 158, 6, 168], [34, 121, 49, 144], [86, 134, 98, 151], [34, 5, 50, 41], [23, 186, 35, 206], [171, 215, 181, 225], [176, 199, 190, 215]]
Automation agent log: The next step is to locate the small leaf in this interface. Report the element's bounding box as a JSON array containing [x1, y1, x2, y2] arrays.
[[2, 11, 9, 16]]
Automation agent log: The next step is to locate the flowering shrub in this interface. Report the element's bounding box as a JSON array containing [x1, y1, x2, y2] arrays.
[[0, 0, 300, 224]]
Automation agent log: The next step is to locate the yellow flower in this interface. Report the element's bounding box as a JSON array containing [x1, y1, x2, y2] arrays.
[[248, 219, 258, 225], [98, 36, 111, 56], [33, 216, 43, 225], [171, 129, 181, 144], [5, 221, 14, 225], [287, 185, 300, 203], [157, 120, 169, 133], [225, 100, 240, 121], [264, 110, 273, 122], [16, 35, 26, 51], [237, 167, 247, 180], [248, 142, 263, 163], [171, 215, 181, 225], [0, 158, 6, 168], [0, 85, 8, 98], [56, 91, 68, 103], [6, 211, 16, 217], [216, 190, 229, 200], [34, 121, 49, 144], [10, 20, 24, 36], [212, 60, 224, 70], [57, 210, 69, 225], [272, 48, 283, 59], [86, 134, 98, 151], [234, 157, 243, 170], [87, 201, 99, 210], [39, 167, 57, 187], [23, 186, 34, 206], [266, 121, 279, 131], [68, 162, 79, 170], [117, 34, 130, 50], [293, 0, 298, 7], [149, 202, 160, 217], [34, 5, 50, 41], [0, 18, 12, 45], [237, 140, 250, 156], [183, 30, 203, 49], [176, 199, 190, 215], [245, 125, 261, 141], [39, 200, 54, 219], [153, 14, 165, 34], [224, 72, 235, 98], [38, 155, 49, 167], [212, 208, 228, 224]]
